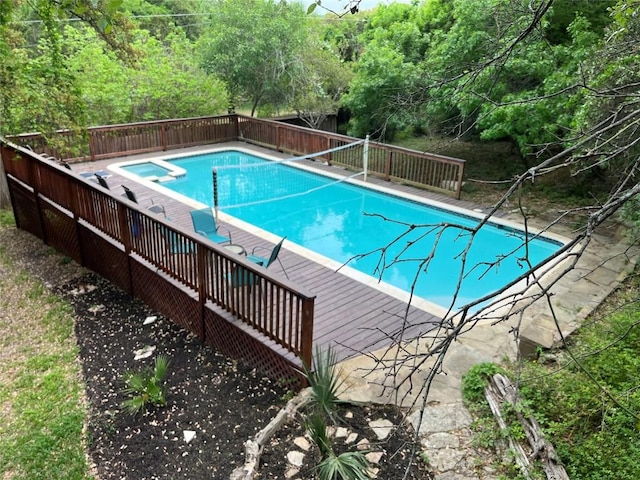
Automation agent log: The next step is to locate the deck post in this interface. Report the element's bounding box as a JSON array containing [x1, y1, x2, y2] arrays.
[[300, 297, 315, 370], [197, 245, 207, 342], [385, 148, 393, 182], [161, 124, 167, 151]]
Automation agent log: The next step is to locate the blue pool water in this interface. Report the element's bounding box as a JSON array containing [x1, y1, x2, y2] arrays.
[[132, 150, 563, 310], [122, 162, 172, 179]]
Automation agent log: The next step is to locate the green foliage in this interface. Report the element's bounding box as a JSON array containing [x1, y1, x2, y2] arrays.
[[305, 412, 332, 459], [316, 450, 371, 480], [513, 276, 640, 479], [303, 346, 370, 478], [0, 209, 15, 227], [121, 354, 170, 416], [198, 0, 308, 116], [305, 345, 344, 423], [461, 362, 503, 407], [621, 195, 640, 236]]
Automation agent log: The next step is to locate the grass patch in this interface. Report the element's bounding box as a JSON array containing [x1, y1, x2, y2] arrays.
[[0, 209, 15, 227], [0, 214, 93, 480]]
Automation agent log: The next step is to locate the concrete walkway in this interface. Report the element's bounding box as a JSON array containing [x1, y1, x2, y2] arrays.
[[337, 215, 639, 479]]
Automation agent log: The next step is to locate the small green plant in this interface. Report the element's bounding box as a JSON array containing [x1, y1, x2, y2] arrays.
[[461, 362, 503, 407], [121, 355, 170, 416], [306, 412, 332, 459], [316, 451, 371, 480], [305, 345, 344, 423]]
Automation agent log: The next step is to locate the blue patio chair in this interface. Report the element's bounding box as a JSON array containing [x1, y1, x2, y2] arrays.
[[227, 265, 259, 290], [247, 237, 289, 279], [190, 208, 232, 244], [159, 225, 193, 258]]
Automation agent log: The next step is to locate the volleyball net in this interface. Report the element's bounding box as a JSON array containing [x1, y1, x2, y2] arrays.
[[212, 138, 369, 214]]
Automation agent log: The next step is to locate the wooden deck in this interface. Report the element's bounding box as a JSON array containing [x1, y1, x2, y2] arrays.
[[69, 142, 493, 363]]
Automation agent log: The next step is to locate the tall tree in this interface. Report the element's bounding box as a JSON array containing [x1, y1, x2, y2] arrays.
[[288, 31, 353, 130], [197, 0, 308, 116]]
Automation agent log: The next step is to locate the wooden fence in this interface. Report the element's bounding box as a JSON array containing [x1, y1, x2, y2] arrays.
[[1, 140, 314, 385], [10, 114, 465, 198]]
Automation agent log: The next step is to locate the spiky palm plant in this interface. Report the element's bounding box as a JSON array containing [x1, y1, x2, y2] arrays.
[[316, 451, 371, 480], [305, 345, 344, 423], [121, 354, 170, 416]]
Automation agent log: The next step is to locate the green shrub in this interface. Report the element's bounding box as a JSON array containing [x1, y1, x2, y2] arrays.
[[461, 362, 503, 407], [514, 277, 640, 479], [121, 355, 170, 416]]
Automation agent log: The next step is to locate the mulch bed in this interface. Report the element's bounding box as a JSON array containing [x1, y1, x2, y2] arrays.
[[57, 270, 433, 479]]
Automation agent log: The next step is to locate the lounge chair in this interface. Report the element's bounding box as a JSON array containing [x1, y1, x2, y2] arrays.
[[122, 185, 167, 217], [190, 208, 231, 244], [247, 237, 289, 279], [95, 173, 110, 189]]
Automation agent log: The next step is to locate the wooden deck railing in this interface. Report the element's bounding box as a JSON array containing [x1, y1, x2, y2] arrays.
[[236, 115, 465, 198], [1, 141, 315, 379], [10, 114, 465, 198]]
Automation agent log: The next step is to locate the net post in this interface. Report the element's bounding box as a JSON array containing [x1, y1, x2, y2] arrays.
[[212, 167, 219, 222], [363, 135, 369, 182]]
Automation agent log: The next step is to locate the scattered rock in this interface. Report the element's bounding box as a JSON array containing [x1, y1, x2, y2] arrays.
[[133, 345, 156, 360], [284, 467, 299, 478], [183, 430, 196, 443], [335, 426, 349, 438], [356, 438, 370, 451], [366, 451, 384, 464], [293, 436, 311, 451], [286, 451, 305, 467], [369, 419, 394, 440], [345, 432, 359, 444]]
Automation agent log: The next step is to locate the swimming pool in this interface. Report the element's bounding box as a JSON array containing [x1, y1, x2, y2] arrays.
[[119, 159, 186, 182], [112, 149, 564, 312]]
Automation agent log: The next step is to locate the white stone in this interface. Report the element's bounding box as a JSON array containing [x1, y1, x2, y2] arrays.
[[293, 436, 311, 451], [365, 451, 384, 464], [143, 316, 157, 325], [345, 432, 359, 444], [134, 345, 156, 360], [356, 438, 370, 450], [367, 467, 380, 478], [369, 419, 394, 440], [183, 430, 196, 443], [335, 427, 349, 439], [345, 411, 353, 419], [287, 451, 305, 467], [285, 467, 299, 478]]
